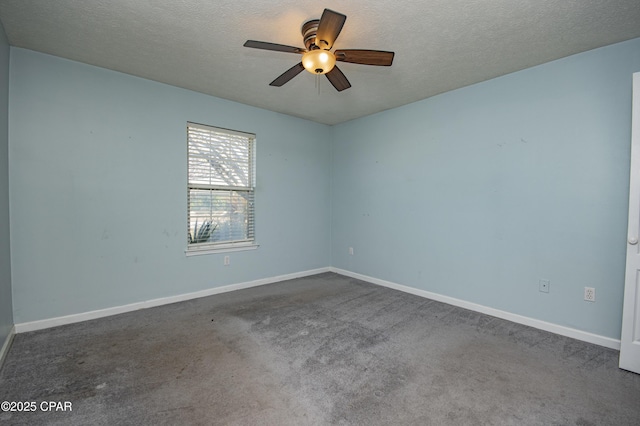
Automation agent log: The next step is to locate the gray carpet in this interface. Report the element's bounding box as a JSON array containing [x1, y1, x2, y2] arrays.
[[1, 272, 639, 425]]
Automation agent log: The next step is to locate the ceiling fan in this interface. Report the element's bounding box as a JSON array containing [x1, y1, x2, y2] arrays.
[[243, 8, 394, 92]]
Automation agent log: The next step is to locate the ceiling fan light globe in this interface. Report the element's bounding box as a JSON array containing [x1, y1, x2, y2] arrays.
[[302, 50, 336, 75]]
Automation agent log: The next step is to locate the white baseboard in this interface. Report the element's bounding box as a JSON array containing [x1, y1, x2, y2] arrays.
[[330, 267, 621, 350], [14, 267, 331, 333], [0, 325, 15, 369], [13, 266, 621, 351]]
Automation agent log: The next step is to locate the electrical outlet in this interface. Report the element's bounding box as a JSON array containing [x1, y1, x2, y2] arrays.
[[539, 279, 550, 293], [584, 287, 595, 302], [224, 255, 230, 266], [349, 247, 354, 255]]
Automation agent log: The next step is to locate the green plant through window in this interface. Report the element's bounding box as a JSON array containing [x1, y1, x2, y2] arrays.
[[188, 220, 218, 244]]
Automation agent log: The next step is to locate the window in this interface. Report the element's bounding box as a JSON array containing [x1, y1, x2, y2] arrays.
[[187, 122, 256, 254]]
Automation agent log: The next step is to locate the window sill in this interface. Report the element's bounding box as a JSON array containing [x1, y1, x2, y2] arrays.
[[185, 243, 259, 257]]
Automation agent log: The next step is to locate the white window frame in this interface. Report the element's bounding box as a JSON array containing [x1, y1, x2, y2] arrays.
[[186, 122, 257, 256]]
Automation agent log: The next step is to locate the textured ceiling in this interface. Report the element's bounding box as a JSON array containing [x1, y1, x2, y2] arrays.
[[1, 0, 639, 125]]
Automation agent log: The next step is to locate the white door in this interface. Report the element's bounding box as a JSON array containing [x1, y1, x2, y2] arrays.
[[621, 72, 640, 374]]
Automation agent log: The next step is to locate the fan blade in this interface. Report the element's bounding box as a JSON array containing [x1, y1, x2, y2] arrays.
[[270, 62, 305, 87], [325, 66, 351, 91], [315, 9, 346, 50], [244, 40, 306, 54], [335, 50, 395, 66]]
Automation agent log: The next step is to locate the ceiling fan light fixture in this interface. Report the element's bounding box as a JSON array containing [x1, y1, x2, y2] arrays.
[[302, 49, 336, 75], [244, 8, 393, 91]]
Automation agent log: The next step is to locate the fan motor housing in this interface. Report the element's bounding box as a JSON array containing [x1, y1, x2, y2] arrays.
[[302, 19, 321, 50]]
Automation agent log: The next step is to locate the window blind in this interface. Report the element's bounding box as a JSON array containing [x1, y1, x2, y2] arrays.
[[187, 122, 255, 250]]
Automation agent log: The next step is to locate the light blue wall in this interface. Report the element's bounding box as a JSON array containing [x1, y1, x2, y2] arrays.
[[0, 22, 13, 345], [332, 38, 640, 340], [9, 48, 332, 323]]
